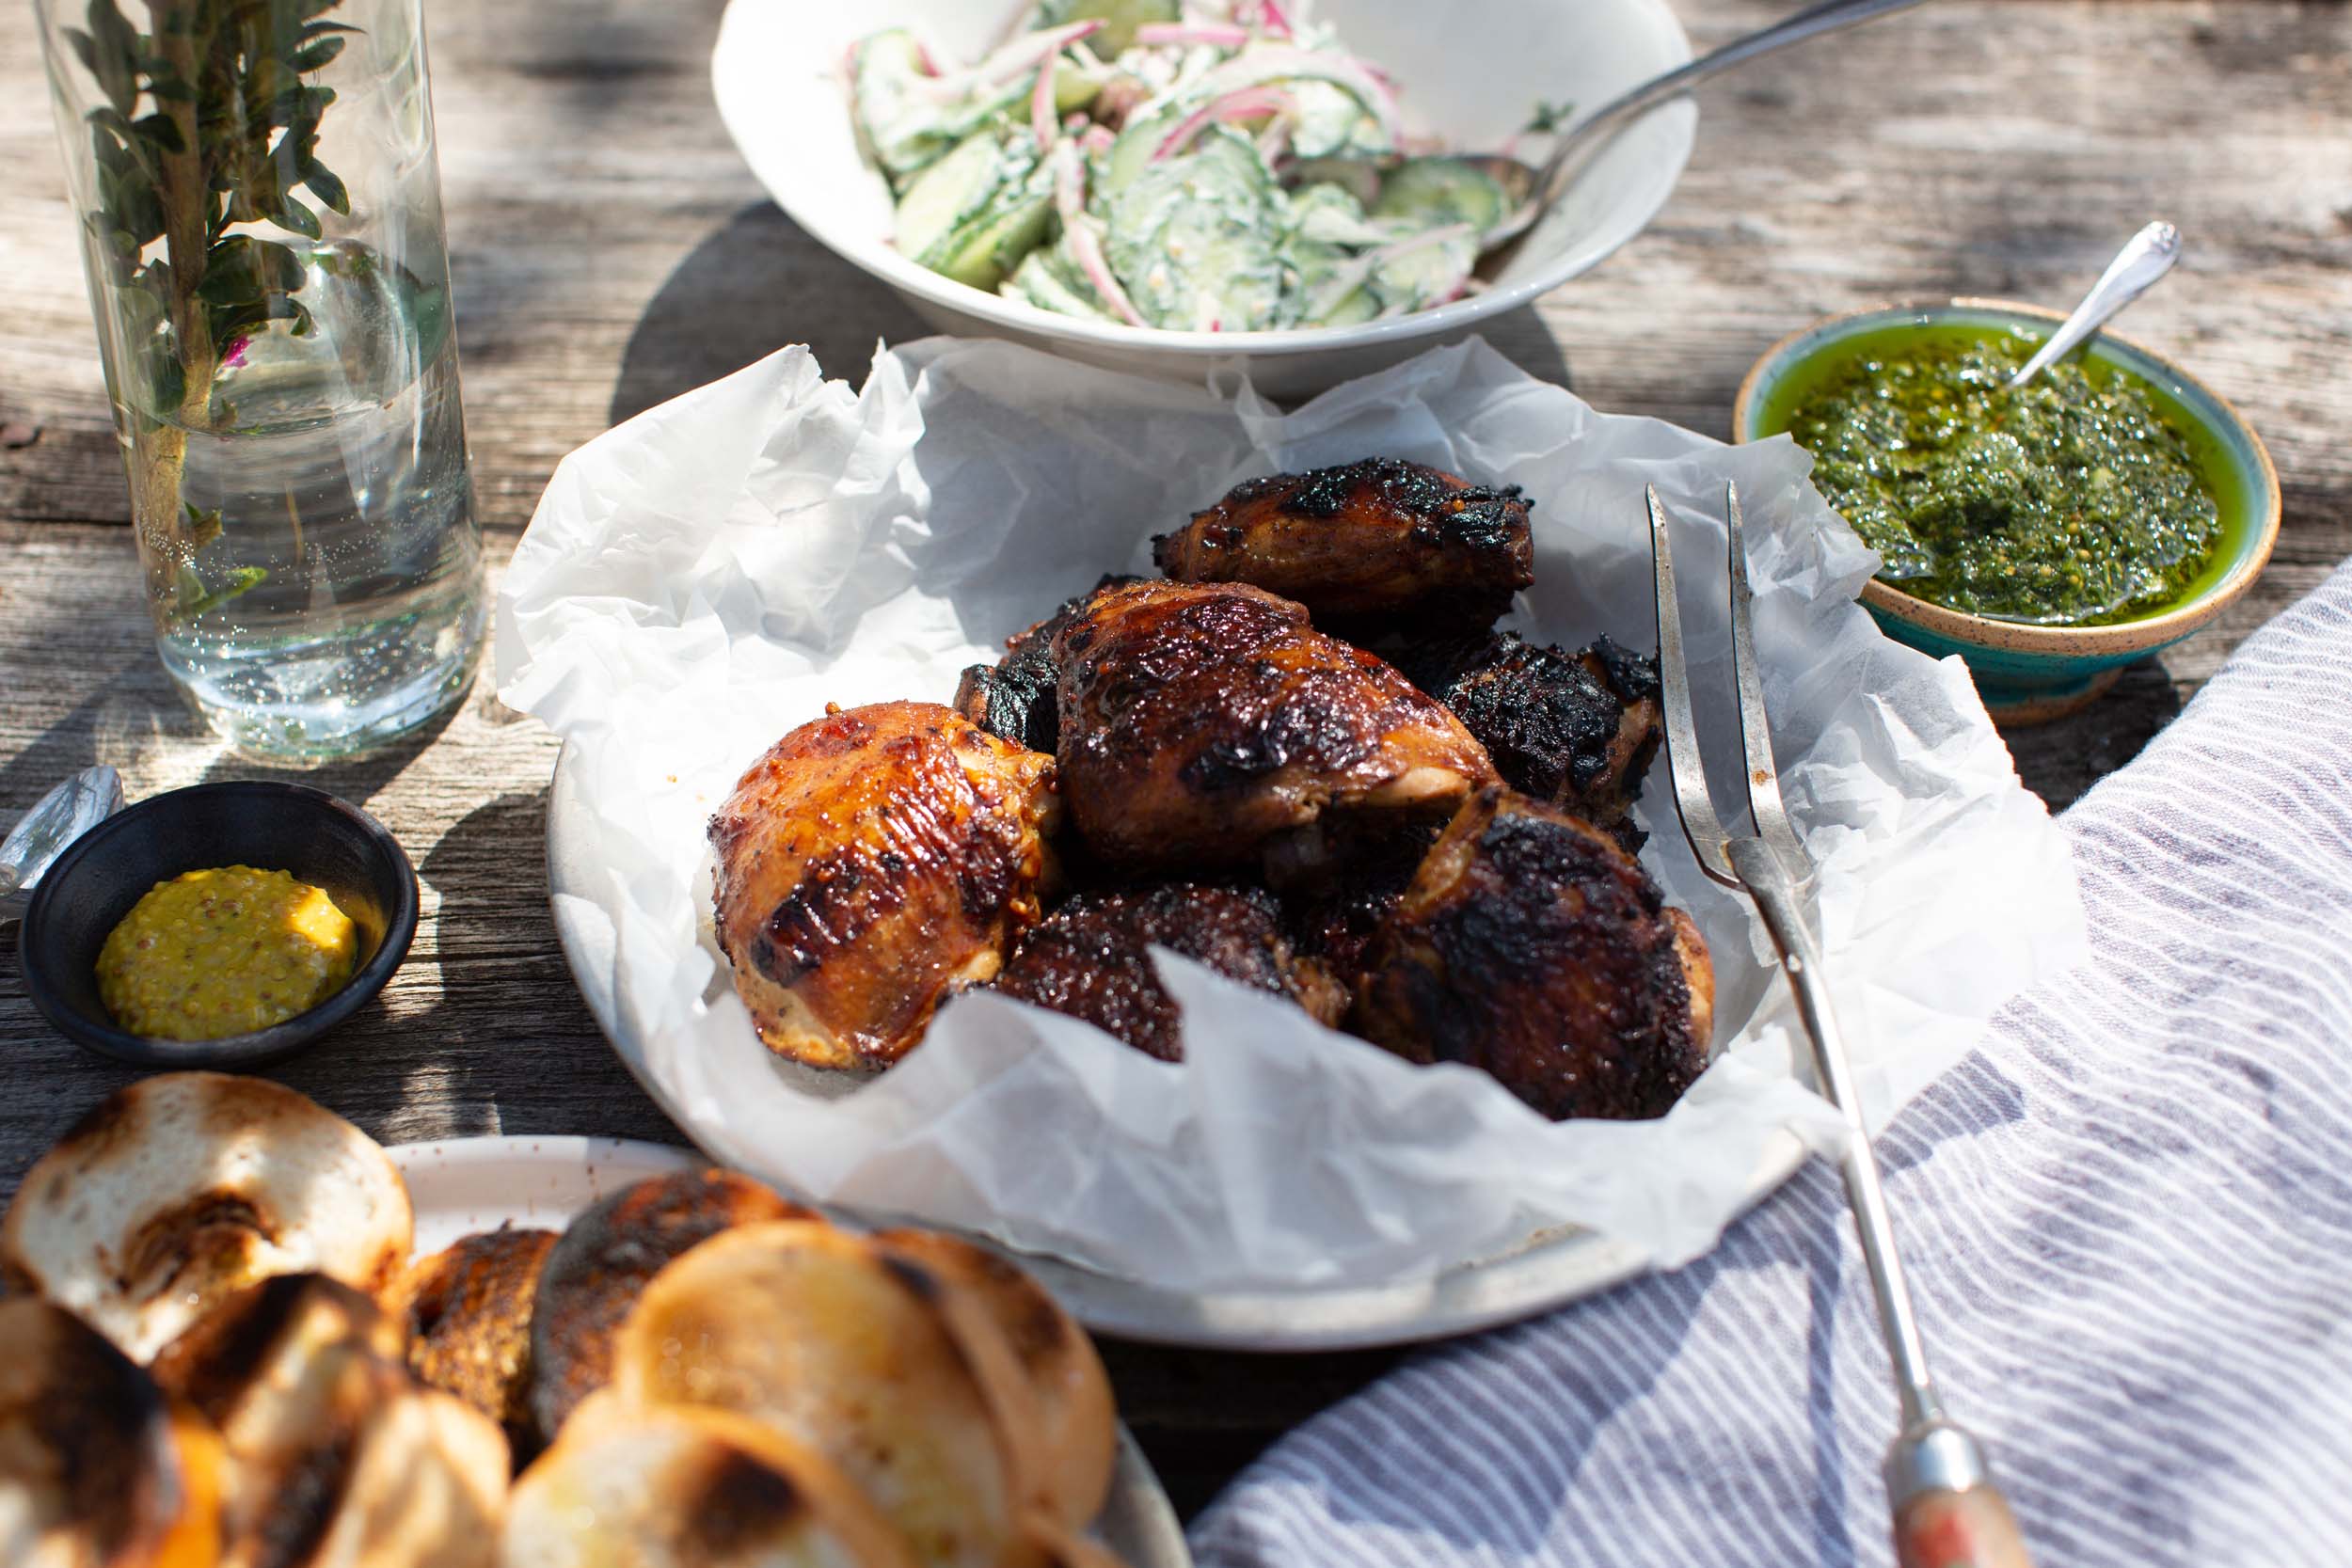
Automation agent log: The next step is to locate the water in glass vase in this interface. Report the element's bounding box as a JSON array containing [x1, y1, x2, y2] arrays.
[[119, 240, 484, 762]]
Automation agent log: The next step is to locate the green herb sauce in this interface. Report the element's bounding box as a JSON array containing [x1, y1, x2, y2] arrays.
[[1788, 334, 2222, 625]]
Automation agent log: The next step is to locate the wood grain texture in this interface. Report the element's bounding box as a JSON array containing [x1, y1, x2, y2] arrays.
[[2, 0, 2347, 1522]]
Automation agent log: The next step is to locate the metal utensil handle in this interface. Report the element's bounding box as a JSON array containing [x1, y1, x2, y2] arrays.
[[1530, 0, 1934, 209], [2009, 220, 2182, 387], [1724, 836, 1940, 1429]]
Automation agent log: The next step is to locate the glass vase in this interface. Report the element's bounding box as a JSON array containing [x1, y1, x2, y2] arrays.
[[37, 0, 484, 761]]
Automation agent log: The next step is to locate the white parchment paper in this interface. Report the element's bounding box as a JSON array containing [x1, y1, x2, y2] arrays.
[[497, 337, 2087, 1291]]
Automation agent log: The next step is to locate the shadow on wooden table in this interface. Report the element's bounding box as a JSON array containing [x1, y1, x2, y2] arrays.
[[609, 201, 1581, 425], [611, 202, 929, 426], [1998, 658, 2184, 814]]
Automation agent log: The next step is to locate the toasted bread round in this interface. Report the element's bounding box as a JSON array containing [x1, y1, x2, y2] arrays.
[[394, 1227, 558, 1459], [870, 1231, 1116, 1531], [612, 1221, 1014, 1568], [151, 1275, 505, 1568], [150, 1273, 404, 1426], [527, 1168, 805, 1448], [1, 1073, 412, 1362], [0, 1297, 222, 1568], [501, 1396, 914, 1568]]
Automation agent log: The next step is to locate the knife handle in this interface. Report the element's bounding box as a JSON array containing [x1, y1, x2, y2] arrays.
[[1895, 1481, 2035, 1568]]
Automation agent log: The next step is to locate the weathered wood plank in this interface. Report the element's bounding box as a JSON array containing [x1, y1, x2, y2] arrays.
[[1, 0, 2347, 1521]]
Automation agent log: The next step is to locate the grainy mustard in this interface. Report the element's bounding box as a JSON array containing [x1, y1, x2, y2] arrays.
[[96, 866, 358, 1039]]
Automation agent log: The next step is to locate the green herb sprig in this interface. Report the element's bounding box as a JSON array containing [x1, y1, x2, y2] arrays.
[[65, 0, 352, 594]]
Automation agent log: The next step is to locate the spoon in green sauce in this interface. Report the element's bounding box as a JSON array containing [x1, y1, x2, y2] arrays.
[[2008, 220, 2182, 388]]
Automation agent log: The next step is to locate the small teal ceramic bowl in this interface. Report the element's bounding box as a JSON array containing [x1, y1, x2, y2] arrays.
[[1733, 298, 2280, 724]]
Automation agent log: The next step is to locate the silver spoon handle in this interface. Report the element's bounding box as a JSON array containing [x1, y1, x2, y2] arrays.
[[2008, 220, 2182, 388], [1529, 0, 1934, 212]]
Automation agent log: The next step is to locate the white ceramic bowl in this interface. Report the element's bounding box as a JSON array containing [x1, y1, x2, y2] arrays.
[[711, 0, 1694, 397]]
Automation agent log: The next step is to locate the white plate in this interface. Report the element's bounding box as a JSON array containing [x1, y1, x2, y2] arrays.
[[390, 1134, 1192, 1568], [543, 755, 1810, 1351], [709, 0, 1694, 397]]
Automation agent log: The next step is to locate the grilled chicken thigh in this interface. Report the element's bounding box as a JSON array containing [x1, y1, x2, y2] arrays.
[[1153, 457, 1534, 626], [1053, 580, 1497, 872], [708, 701, 1059, 1069], [1357, 786, 1713, 1121], [993, 883, 1345, 1059], [1424, 632, 1665, 851], [953, 574, 1136, 754]]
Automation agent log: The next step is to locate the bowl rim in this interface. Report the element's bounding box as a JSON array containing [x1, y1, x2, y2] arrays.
[[1731, 295, 2282, 655], [709, 0, 1696, 361], [19, 780, 421, 1069]]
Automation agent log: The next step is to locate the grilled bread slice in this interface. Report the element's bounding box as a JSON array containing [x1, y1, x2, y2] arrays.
[[151, 1274, 505, 1568], [612, 1221, 1017, 1568], [869, 1230, 1116, 1532], [501, 1396, 914, 1568], [394, 1227, 558, 1459], [1, 1073, 411, 1362], [0, 1297, 222, 1568], [527, 1169, 807, 1447]]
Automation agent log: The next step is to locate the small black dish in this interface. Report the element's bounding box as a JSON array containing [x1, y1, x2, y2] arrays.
[[20, 782, 419, 1069]]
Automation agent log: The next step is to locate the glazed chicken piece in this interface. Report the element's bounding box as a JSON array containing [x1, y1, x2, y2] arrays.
[[1357, 786, 1713, 1122], [1153, 457, 1534, 626], [952, 574, 1136, 754], [992, 883, 1346, 1060], [1425, 632, 1665, 852], [1053, 579, 1497, 872], [708, 700, 1059, 1070]]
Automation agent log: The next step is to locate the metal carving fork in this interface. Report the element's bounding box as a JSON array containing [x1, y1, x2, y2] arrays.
[[1646, 483, 2033, 1568]]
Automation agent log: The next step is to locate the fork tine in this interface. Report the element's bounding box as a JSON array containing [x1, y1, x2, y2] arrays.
[[1724, 483, 1812, 879], [1646, 485, 1738, 888]]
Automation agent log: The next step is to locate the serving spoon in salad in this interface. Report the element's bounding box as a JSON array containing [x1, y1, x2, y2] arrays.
[[1476, 0, 1937, 247]]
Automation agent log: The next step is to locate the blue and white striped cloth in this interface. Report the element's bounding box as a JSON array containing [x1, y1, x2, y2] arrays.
[[1191, 558, 2352, 1568]]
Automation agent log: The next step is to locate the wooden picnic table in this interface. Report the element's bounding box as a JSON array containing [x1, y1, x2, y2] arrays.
[[3, 0, 2347, 1519]]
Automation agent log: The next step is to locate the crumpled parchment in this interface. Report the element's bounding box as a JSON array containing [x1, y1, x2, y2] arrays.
[[497, 336, 2086, 1291]]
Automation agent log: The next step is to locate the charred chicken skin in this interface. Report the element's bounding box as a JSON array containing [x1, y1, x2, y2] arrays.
[[1356, 786, 1713, 1121], [708, 700, 1059, 1069], [993, 883, 1345, 1060], [1052, 579, 1498, 872], [953, 574, 1137, 755], [1425, 632, 1665, 851], [1152, 457, 1534, 626]]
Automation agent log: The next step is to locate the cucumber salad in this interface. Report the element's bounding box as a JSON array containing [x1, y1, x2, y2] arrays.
[[847, 0, 1531, 333]]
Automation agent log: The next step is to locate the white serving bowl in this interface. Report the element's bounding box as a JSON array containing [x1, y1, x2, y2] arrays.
[[711, 0, 1694, 397]]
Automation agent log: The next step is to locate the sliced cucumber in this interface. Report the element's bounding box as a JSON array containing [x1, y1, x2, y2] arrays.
[[921, 150, 1056, 291], [1105, 130, 1289, 329], [1286, 78, 1384, 160], [1036, 0, 1180, 57], [895, 130, 1010, 262], [853, 29, 951, 188], [1371, 227, 1482, 314], [1004, 248, 1114, 321], [1374, 157, 1512, 239], [1097, 98, 1187, 198], [1288, 182, 1387, 248]]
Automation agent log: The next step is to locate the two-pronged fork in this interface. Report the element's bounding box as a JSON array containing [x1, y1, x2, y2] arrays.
[[1646, 483, 2033, 1568]]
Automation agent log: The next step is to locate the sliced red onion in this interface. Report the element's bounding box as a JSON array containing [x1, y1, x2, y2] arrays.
[[918, 20, 1102, 103], [1048, 142, 1149, 327], [1133, 22, 1250, 48], [1071, 223, 1151, 327], [1030, 44, 1061, 144], [1192, 46, 1402, 147], [1260, 0, 1295, 40], [1153, 85, 1296, 161]]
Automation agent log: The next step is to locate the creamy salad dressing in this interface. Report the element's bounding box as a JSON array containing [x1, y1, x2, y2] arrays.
[[848, 0, 1523, 332]]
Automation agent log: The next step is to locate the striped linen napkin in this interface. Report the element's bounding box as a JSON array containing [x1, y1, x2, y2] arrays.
[[1191, 557, 2352, 1568]]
